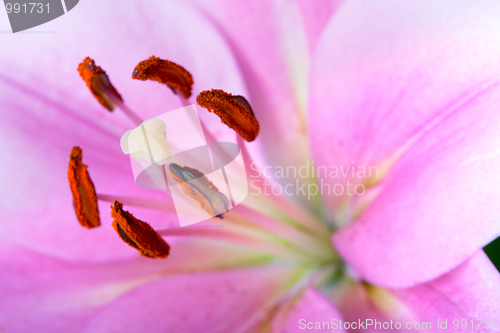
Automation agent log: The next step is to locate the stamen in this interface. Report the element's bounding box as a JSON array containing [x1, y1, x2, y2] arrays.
[[154, 225, 310, 260], [132, 56, 194, 99], [169, 163, 229, 218], [110, 200, 170, 259], [78, 57, 143, 125], [77, 57, 123, 111], [107, 95, 143, 126], [196, 89, 260, 142], [97, 193, 176, 213], [67, 146, 100, 228]]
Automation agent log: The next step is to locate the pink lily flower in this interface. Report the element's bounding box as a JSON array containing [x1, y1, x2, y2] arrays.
[[1, 0, 500, 332]]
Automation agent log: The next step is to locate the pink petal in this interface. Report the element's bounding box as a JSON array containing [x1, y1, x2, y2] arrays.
[[330, 251, 500, 332], [0, 240, 159, 333], [326, 280, 398, 333], [81, 265, 304, 333], [296, 0, 346, 54], [271, 287, 347, 332], [0, 238, 273, 332], [0, 0, 248, 261], [308, 0, 500, 287], [393, 250, 500, 331]]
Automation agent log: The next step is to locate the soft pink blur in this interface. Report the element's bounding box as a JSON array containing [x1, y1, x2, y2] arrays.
[[1, 0, 499, 332]]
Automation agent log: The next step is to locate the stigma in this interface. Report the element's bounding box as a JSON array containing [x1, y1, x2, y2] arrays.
[[120, 118, 172, 165]]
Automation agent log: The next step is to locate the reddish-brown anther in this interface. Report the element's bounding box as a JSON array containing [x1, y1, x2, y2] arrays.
[[67, 146, 101, 228], [110, 201, 170, 259], [132, 56, 194, 99], [196, 89, 260, 142], [77, 57, 123, 111]]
